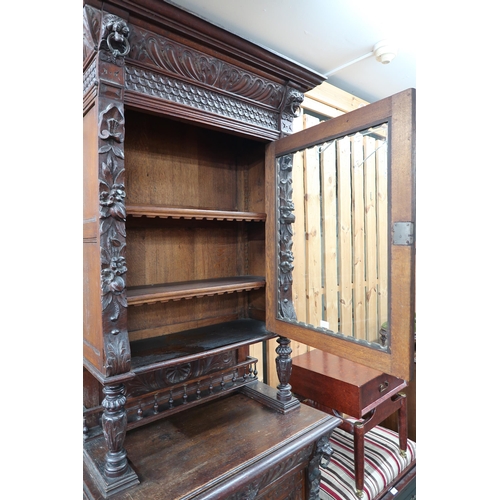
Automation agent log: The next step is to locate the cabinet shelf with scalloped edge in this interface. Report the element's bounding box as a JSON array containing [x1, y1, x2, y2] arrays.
[[127, 205, 266, 222], [127, 276, 265, 306]]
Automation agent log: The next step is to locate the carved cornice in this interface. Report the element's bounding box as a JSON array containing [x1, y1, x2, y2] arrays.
[[127, 25, 284, 109], [83, 5, 305, 137]]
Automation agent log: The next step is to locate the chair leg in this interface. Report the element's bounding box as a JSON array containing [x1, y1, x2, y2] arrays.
[[397, 393, 408, 458], [353, 422, 365, 497]]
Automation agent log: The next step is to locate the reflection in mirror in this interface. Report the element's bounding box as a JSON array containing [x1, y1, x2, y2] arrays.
[[276, 123, 389, 350]]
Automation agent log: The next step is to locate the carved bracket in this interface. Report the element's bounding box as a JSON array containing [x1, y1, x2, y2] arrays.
[[308, 433, 334, 500], [280, 86, 304, 136]]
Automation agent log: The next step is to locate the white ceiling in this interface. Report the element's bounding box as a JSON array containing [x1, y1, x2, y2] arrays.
[[167, 0, 417, 103]]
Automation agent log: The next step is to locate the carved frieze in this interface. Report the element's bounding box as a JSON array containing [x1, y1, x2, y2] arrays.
[[125, 66, 280, 131], [125, 351, 237, 397]]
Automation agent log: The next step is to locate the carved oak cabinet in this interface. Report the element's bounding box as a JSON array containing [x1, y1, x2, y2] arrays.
[[83, 1, 342, 498]]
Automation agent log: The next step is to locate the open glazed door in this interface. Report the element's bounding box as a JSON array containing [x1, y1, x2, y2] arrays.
[[266, 89, 415, 381]]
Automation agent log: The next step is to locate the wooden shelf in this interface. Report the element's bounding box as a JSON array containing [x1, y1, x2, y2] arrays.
[[130, 318, 275, 372], [127, 276, 265, 306], [127, 205, 266, 222]]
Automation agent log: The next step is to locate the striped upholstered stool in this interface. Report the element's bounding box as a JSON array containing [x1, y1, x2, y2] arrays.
[[320, 424, 416, 500]]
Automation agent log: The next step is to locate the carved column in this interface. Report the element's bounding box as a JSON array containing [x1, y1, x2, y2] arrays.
[[101, 384, 129, 477], [84, 6, 138, 494], [275, 336, 293, 402]]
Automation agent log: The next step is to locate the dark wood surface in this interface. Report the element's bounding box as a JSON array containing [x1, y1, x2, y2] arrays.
[[129, 319, 274, 370], [84, 391, 341, 500]]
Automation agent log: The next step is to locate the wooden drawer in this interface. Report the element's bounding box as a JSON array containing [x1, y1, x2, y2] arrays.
[[290, 350, 407, 418]]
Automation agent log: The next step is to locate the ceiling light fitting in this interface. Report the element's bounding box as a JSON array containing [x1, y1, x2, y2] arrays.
[[325, 39, 398, 76]]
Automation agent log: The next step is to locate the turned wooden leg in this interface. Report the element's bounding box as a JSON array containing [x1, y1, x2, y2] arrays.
[[101, 383, 129, 478], [353, 422, 365, 498], [397, 393, 408, 457], [275, 336, 293, 402]]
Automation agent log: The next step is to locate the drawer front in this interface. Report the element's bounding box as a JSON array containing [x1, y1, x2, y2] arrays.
[[360, 373, 406, 414]]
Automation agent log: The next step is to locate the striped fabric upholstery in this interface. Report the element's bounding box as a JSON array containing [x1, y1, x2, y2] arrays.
[[320, 425, 416, 500]]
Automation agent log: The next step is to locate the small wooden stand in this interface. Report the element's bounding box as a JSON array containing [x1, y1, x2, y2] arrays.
[[290, 350, 409, 498]]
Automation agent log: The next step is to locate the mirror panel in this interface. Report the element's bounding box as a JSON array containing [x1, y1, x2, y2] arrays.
[[276, 123, 389, 351]]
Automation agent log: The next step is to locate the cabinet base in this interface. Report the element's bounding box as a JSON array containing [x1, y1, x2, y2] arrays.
[[83, 447, 139, 499], [240, 380, 301, 413], [83, 389, 340, 499]]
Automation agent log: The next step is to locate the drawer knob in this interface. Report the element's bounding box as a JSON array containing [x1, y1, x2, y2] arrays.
[[379, 381, 389, 393]]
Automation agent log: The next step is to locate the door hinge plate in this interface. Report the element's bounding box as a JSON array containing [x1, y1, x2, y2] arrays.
[[393, 222, 414, 245]]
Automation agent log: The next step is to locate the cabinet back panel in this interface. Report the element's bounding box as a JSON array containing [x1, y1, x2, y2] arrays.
[[246, 223, 265, 276], [126, 219, 251, 286], [128, 294, 245, 341], [124, 110, 265, 212]]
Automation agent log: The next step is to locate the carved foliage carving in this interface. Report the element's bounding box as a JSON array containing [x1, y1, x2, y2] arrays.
[[307, 434, 334, 500], [128, 26, 284, 108], [277, 154, 297, 320], [98, 100, 131, 376], [83, 5, 101, 62], [101, 384, 129, 476], [99, 102, 127, 322], [91, 11, 132, 377]]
